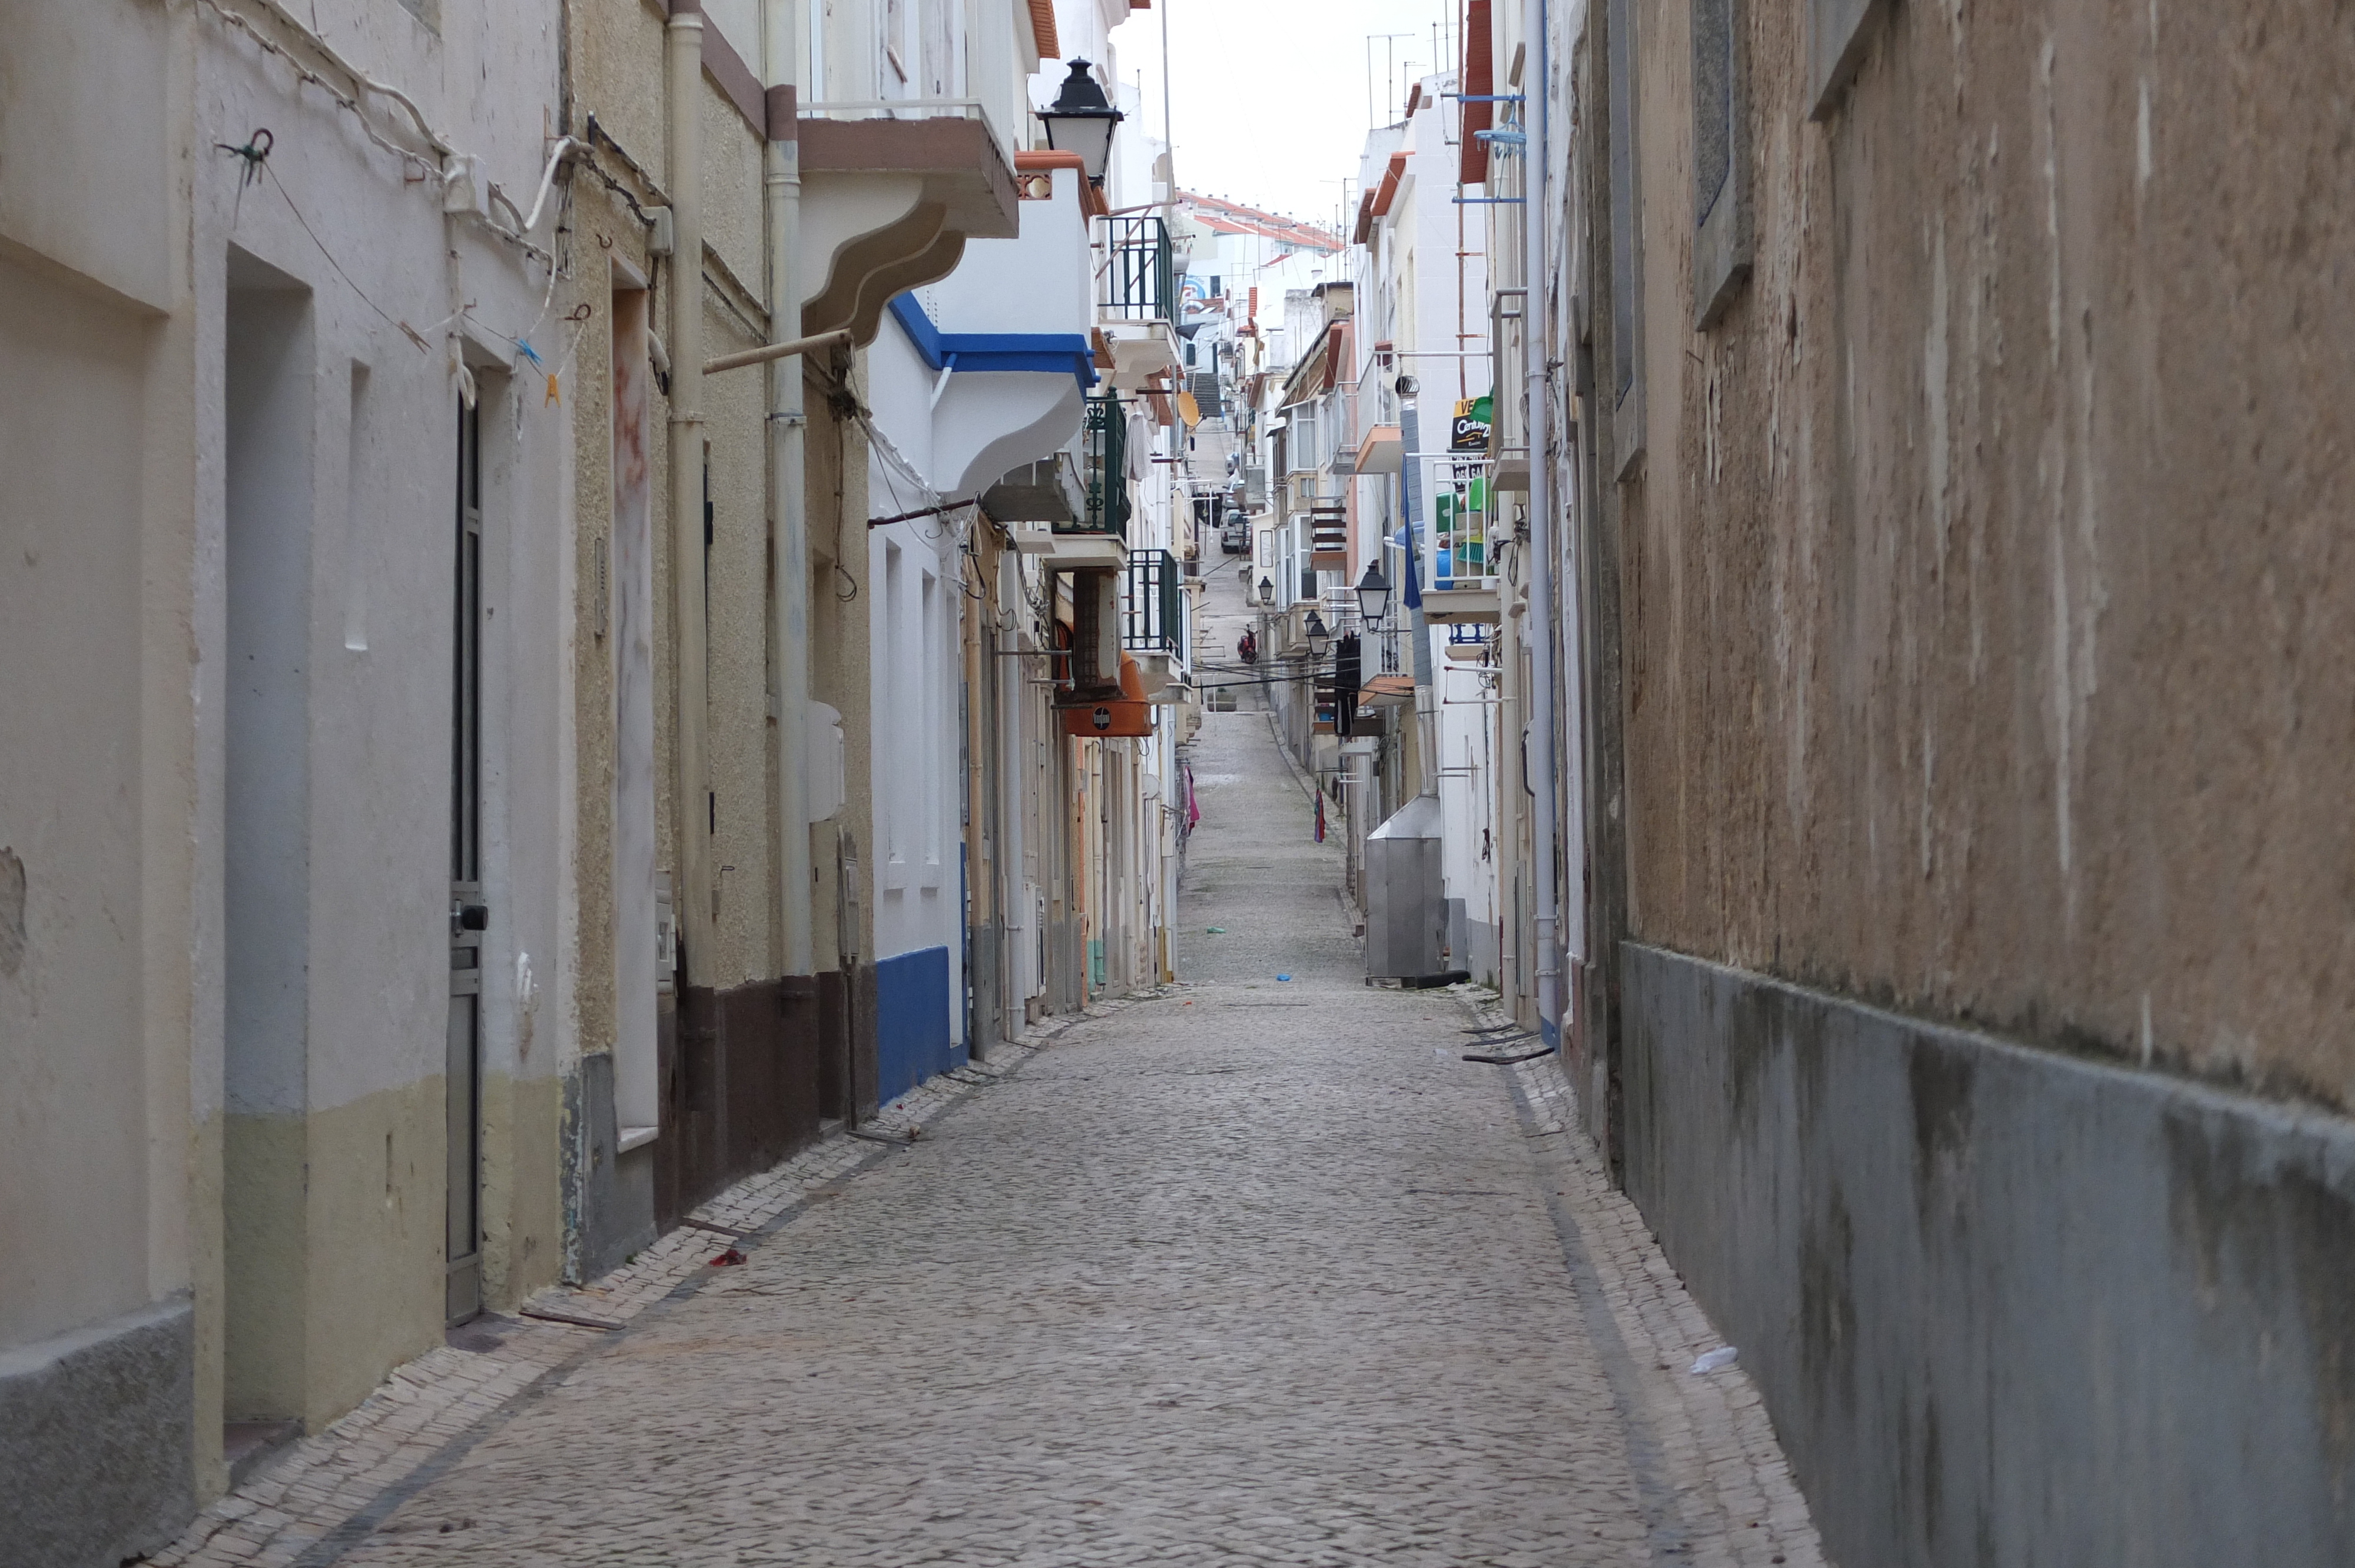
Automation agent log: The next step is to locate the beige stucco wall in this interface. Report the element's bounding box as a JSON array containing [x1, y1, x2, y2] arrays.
[[0, 250, 174, 1351], [563, 0, 795, 1042], [11, 4, 579, 1530], [1611, 0, 2355, 1109], [0, 6, 201, 1444], [188, 0, 569, 1459], [222, 1082, 442, 1431]]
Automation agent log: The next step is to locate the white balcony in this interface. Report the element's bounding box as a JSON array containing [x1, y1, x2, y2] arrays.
[[1414, 454, 1502, 624], [797, 101, 1020, 347], [1094, 214, 1182, 389], [867, 152, 1100, 500]]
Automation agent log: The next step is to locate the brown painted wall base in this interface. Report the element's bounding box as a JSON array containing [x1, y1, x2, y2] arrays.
[[653, 977, 823, 1230], [818, 969, 850, 1121], [853, 962, 880, 1119]]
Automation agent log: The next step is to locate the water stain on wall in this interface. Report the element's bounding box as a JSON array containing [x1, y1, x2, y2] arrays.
[[0, 846, 24, 976]]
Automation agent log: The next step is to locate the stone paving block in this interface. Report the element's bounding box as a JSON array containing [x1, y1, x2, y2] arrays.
[[140, 667, 1826, 1568]]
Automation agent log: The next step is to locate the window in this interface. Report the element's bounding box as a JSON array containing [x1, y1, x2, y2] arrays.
[[1285, 402, 1320, 475], [885, 0, 909, 85], [1691, 0, 1752, 328], [1606, 0, 1647, 480], [1808, 0, 1889, 120]]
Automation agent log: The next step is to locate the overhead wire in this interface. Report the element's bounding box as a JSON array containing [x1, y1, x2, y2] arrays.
[[194, 0, 558, 266]]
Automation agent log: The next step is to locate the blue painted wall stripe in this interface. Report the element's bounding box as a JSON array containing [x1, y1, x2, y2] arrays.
[[875, 945, 955, 1105], [888, 294, 1097, 387]]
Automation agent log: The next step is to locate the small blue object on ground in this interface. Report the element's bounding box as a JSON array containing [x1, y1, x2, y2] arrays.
[[1276, 974, 1292, 982]]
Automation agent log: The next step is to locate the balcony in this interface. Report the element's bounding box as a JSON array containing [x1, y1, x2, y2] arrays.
[[1026, 393, 1128, 569], [1099, 215, 1175, 321], [1445, 622, 1493, 662], [1077, 392, 1130, 534], [990, 453, 1086, 537], [796, 100, 1020, 346], [1308, 504, 1349, 570], [1488, 288, 1531, 493], [887, 150, 1096, 500], [1120, 549, 1183, 654], [1323, 383, 1360, 476], [1415, 454, 1502, 623], [1355, 423, 1403, 477], [1094, 215, 1181, 388], [1121, 549, 1193, 704]]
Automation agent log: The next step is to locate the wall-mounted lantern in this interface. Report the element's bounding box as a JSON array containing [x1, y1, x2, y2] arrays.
[[1039, 60, 1124, 185]]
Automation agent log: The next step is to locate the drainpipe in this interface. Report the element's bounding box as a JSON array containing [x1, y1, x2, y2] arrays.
[[1523, 0, 1560, 1039], [1396, 377, 1436, 797], [668, 0, 714, 979], [764, 1, 814, 979]]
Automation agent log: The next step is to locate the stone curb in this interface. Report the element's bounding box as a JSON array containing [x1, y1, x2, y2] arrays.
[[1446, 984, 1830, 1568]]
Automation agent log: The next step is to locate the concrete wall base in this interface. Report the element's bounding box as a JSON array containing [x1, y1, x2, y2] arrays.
[[563, 1052, 653, 1284], [1465, 917, 1501, 989], [1623, 942, 2355, 1567], [969, 922, 1003, 1059], [0, 1297, 195, 1568]]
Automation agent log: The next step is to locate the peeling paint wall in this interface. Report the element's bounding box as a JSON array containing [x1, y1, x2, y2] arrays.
[[1611, 0, 2355, 1112], [4, 1, 574, 1554], [1583, 0, 2355, 1557]]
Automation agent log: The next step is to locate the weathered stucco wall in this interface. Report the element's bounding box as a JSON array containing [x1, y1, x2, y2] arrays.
[[1618, 0, 2355, 1111], [1593, 1, 2355, 1557]]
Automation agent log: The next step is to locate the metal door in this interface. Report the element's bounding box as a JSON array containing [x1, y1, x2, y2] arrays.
[[446, 399, 487, 1326]]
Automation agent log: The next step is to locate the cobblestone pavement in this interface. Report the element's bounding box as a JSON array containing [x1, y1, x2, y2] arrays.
[[147, 562, 1825, 1567]]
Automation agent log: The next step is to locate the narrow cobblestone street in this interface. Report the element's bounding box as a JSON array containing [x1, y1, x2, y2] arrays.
[[146, 565, 1822, 1568]]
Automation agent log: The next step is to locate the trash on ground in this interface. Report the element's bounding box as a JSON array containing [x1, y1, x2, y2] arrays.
[[1276, 974, 1292, 982], [709, 1248, 747, 1267], [1206, 926, 1225, 934], [1690, 1346, 1737, 1374]]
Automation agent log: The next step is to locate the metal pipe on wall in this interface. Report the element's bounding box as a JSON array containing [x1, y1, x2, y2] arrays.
[[1523, 0, 1561, 1040], [763, 0, 815, 979], [668, 0, 714, 976], [1397, 380, 1437, 798]]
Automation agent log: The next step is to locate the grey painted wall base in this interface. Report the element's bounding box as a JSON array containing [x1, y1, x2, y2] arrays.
[[1623, 942, 2355, 1567], [1465, 917, 1501, 989], [0, 1296, 194, 1568], [563, 1051, 654, 1284]]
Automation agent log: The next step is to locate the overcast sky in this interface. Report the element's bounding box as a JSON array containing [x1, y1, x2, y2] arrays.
[[1106, 0, 1460, 232]]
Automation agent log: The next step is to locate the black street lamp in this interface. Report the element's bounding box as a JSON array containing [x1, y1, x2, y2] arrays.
[[1038, 61, 1124, 185], [1355, 560, 1392, 624], [1304, 609, 1332, 659]]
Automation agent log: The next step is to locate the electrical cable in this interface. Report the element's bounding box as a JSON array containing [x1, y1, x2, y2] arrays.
[[191, 0, 440, 180], [256, 158, 432, 351]]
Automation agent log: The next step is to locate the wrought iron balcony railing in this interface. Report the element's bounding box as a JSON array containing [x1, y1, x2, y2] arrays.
[[1060, 392, 1130, 538], [1120, 549, 1184, 656], [1097, 215, 1175, 324]]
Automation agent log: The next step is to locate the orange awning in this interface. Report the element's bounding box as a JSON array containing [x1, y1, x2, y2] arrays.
[[1062, 655, 1155, 738]]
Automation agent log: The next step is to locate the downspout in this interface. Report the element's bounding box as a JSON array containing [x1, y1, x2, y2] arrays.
[[668, 0, 714, 977], [1396, 377, 1437, 796], [763, 1, 814, 980], [1523, 0, 1560, 1039]]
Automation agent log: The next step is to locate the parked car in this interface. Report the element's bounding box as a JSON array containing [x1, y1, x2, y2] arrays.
[[1220, 519, 1248, 553]]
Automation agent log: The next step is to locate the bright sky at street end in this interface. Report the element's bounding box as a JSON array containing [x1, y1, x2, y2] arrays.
[[1105, 0, 1461, 234]]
